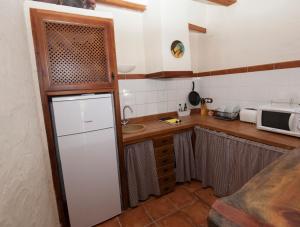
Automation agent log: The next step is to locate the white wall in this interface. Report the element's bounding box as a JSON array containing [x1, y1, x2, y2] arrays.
[[199, 0, 300, 71], [160, 0, 192, 72], [188, 1, 207, 73], [143, 0, 164, 73], [95, 0, 207, 74], [95, 4, 146, 74], [0, 1, 60, 226]]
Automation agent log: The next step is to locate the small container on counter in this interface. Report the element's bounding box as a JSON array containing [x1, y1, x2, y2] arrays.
[[178, 109, 191, 117], [178, 103, 190, 117]]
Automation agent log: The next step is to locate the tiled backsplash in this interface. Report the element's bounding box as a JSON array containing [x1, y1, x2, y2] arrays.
[[118, 78, 198, 118], [118, 67, 300, 119], [195, 67, 300, 110]]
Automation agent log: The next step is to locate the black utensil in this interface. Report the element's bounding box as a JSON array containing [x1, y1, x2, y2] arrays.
[[188, 81, 201, 106]]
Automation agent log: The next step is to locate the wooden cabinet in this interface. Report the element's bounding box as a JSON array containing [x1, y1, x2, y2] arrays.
[[153, 135, 176, 195], [31, 9, 117, 92]]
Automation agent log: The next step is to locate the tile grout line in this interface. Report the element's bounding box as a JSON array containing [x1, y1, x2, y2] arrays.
[[116, 217, 122, 227], [144, 196, 180, 225], [159, 197, 198, 227], [142, 205, 156, 227], [171, 184, 207, 227]]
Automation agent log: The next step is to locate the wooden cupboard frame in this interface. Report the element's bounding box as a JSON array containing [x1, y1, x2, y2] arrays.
[[30, 8, 128, 226]]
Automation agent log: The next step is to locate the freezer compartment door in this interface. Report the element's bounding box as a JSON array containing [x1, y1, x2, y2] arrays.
[[58, 128, 121, 227], [53, 95, 114, 136]]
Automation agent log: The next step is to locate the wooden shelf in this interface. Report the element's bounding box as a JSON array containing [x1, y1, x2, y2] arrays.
[[208, 0, 237, 6], [96, 0, 146, 12], [188, 23, 207, 33], [145, 71, 194, 79]]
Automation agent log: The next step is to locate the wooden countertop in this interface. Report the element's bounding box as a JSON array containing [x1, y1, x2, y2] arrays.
[[123, 114, 300, 150]]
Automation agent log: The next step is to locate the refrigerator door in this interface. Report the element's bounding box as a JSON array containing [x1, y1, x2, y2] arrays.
[[58, 128, 121, 227], [52, 94, 114, 136]]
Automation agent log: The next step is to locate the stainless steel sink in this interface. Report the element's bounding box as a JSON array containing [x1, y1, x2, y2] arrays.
[[122, 124, 145, 134]]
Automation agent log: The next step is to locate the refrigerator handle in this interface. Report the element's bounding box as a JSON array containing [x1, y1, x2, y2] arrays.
[[112, 72, 115, 81]]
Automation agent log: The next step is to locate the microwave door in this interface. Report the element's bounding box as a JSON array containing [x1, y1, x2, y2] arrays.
[[261, 111, 291, 131]]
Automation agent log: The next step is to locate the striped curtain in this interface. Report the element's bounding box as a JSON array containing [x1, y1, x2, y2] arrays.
[[125, 140, 160, 207], [194, 127, 287, 197], [174, 130, 195, 182], [194, 128, 230, 196]]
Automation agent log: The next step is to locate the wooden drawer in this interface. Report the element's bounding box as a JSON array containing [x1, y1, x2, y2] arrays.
[[156, 154, 174, 168], [159, 181, 176, 195], [153, 135, 173, 148], [155, 144, 173, 158], [159, 174, 176, 186], [157, 164, 174, 177]]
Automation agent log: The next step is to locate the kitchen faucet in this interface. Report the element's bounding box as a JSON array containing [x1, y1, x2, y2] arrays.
[[121, 105, 133, 126]]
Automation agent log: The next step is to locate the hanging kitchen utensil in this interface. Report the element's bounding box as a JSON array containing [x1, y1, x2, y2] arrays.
[[188, 81, 201, 106]]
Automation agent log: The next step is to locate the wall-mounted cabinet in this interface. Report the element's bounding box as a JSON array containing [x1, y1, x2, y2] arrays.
[[31, 9, 117, 92]]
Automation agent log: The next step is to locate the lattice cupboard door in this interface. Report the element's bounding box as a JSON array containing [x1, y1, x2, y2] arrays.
[[31, 9, 117, 91]]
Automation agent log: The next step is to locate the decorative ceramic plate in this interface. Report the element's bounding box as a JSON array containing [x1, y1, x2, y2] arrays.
[[171, 40, 185, 58]]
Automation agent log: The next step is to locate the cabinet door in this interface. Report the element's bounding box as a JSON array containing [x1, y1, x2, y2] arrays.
[[31, 9, 117, 91]]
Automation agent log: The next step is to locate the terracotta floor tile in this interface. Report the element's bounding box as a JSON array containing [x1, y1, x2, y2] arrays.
[[96, 217, 120, 227], [181, 201, 210, 226], [143, 197, 177, 220], [119, 206, 152, 227], [157, 212, 194, 227], [194, 187, 217, 207], [145, 223, 159, 227], [167, 187, 196, 208], [201, 222, 208, 227], [182, 181, 203, 193]]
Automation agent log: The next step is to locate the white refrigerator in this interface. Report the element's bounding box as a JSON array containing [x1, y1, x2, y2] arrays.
[[51, 94, 121, 227]]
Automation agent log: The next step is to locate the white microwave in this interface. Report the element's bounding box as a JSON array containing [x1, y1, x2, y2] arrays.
[[257, 104, 300, 137]]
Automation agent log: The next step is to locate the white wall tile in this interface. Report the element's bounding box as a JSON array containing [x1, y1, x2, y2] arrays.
[[146, 103, 158, 115], [167, 101, 177, 112], [136, 104, 146, 117], [118, 77, 199, 118], [135, 91, 147, 105], [157, 91, 168, 102], [167, 90, 177, 101], [146, 91, 158, 103], [157, 102, 168, 113], [121, 92, 136, 106]]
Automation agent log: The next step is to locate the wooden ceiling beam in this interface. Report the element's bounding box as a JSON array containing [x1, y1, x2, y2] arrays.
[[96, 0, 146, 12], [188, 23, 207, 33], [208, 0, 237, 6]]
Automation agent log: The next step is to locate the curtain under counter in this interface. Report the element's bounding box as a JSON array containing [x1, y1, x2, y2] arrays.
[[194, 127, 287, 197], [173, 130, 196, 183], [125, 140, 160, 207]]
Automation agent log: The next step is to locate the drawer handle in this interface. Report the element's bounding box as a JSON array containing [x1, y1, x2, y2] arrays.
[[162, 149, 168, 154], [163, 168, 168, 173], [162, 140, 168, 143], [164, 177, 170, 182], [162, 159, 168, 164], [84, 120, 93, 123]]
